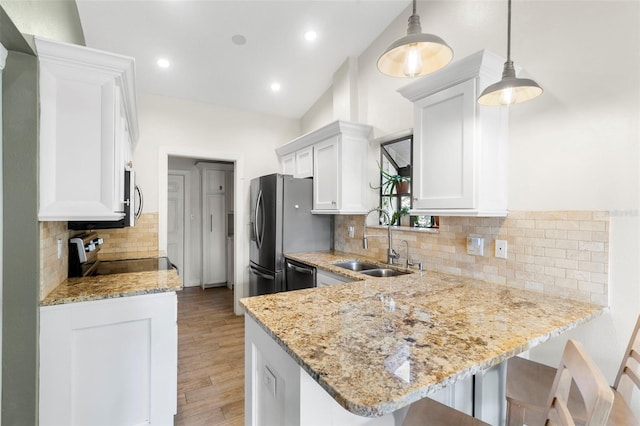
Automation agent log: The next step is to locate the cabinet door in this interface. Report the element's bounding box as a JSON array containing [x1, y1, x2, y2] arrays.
[[316, 269, 351, 287], [313, 137, 339, 210], [203, 168, 225, 194], [203, 194, 226, 285], [39, 293, 178, 426], [281, 153, 296, 175], [295, 146, 313, 178], [39, 61, 121, 220], [413, 79, 475, 210]]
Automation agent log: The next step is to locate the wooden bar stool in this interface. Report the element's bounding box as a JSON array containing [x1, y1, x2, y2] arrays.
[[403, 396, 491, 426], [507, 316, 640, 426], [404, 339, 613, 426], [545, 339, 614, 425]]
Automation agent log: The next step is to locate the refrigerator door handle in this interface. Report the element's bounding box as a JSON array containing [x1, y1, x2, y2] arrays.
[[256, 189, 265, 249], [249, 265, 274, 280], [286, 262, 314, 275]]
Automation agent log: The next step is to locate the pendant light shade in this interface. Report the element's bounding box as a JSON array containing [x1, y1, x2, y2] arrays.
[[477, 0, 542, 106], [377, 0, 453, 78]]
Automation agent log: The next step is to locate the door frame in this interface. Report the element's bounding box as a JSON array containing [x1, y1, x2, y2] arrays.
[[167, 170, 190, 286], [159, 147, 245, 315]]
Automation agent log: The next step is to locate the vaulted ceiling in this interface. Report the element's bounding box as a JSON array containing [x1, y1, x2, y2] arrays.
[[76, 0, 409, 119]]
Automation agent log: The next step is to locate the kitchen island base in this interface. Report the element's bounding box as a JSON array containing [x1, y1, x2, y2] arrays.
[[245, 314, 502, 425]]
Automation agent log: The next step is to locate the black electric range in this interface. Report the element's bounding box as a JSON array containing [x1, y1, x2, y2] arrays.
[[94, 257, 177, 276]]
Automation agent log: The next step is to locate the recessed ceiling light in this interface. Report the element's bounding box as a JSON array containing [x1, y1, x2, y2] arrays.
[[157, 58, 171, 69], [232, 34, 247, 46], [270, 82, 281, 92], [304, 31, 317, 42]]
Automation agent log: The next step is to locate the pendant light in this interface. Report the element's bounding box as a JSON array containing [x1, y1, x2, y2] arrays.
[[377, 0, 453, 78], [477, 0, 542, 106]]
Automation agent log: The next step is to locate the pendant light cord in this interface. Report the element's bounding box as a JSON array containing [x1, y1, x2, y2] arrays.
[[506, 0, 512, 61], [412, 0, 417, 16]]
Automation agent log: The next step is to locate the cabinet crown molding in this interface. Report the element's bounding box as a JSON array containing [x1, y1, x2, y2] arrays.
[[276, 120, 373, 157], [34, 37, 139, 143], [398, 49, 505, 103]]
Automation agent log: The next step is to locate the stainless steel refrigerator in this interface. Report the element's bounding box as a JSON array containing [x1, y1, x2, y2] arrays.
[[249, 174, 333, 296]]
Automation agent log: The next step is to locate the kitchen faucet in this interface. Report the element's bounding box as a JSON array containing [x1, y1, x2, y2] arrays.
[[363, 208, 400, 265]]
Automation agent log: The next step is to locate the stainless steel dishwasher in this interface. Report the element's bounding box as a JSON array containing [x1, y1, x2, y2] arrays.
[[284, 259, 316, 291]]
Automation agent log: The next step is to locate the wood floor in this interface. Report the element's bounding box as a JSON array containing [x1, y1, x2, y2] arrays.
[[175, 286, 244, 426]]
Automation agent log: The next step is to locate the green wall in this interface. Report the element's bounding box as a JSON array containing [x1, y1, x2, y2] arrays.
[[0, 0, 84, 45], [0, 1, 83, 423], [2, 47, 38, 426]]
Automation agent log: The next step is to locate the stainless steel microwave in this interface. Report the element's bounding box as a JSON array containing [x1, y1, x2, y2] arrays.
[[68, 170, 143, 230]]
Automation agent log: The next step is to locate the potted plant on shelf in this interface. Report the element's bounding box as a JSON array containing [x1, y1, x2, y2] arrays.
[[391, 206, 410, 226], [371, 162, 411, 195]]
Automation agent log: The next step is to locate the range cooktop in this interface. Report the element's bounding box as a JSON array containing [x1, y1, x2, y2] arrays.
[[94, 257, 176, 276]]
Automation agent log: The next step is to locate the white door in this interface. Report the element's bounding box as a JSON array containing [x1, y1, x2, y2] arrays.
[[167, 174, 185, 283], [202, 168, 226, 287]]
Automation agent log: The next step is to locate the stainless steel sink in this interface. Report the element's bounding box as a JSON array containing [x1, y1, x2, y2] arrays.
[[333, 261, 379, 271], [359, 268, 411, 278]]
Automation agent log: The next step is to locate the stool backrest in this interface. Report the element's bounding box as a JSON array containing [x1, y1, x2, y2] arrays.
[[545, 339, 614, 426], [613, 315, 640, 406]]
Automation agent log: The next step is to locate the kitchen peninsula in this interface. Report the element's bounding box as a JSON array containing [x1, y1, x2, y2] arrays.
[[241, 251, 607, 425]]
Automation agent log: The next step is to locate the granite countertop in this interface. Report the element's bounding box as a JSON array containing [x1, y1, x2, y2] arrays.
[[285, 250, 408, 281], [241, 250, 607, 417], [41, 255, 183, 307]]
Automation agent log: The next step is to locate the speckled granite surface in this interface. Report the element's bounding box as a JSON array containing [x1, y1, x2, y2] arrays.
[[285, 250, 409, 281], [241, 250, 607, 417], [41, 269, 182, 306]]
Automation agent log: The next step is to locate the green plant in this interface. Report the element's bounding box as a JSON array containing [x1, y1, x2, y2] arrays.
[[391, 206, 410, 226], [370, 161, 411, 195]]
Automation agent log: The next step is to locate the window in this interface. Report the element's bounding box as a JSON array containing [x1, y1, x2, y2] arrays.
[[377, 134, 438, 229]]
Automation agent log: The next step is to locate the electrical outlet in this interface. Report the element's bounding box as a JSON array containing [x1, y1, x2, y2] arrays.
[[495, 240, 508, 259], [263, 366, 277, 397], [466, 235, 484, 256], [348, 226, 355, 238], [57, 239, 63, 259]]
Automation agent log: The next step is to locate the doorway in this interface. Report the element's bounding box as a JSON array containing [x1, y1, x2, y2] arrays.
[[167, 157, 234, 291], [159, 148, 245, 315]]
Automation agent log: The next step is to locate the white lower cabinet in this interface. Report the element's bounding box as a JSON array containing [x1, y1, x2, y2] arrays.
[[316, 268, 352, 287], [39, 292, 178, 426]]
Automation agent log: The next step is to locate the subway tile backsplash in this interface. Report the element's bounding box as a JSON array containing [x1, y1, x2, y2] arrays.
[[335, 211, 610, 305], [39, 213, 160, 301]]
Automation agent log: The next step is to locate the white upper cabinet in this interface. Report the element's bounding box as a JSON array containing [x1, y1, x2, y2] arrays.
[[279, 145, 313, 178], [276, 120, 372, 214], [281, 153, 296, 176], [398, 50, 508, 217], [35, 37, 139, 221], [294, 146, 313, 178]]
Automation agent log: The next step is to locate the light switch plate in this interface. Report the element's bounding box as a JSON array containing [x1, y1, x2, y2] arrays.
[[466, 235, 484, 256]]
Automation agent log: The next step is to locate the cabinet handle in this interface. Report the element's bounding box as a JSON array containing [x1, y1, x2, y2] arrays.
[[413, 197, 418, 201], [210, 215, 213, 232], [331, 201, 337, 205]]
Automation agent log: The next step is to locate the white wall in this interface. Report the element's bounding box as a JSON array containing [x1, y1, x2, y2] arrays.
[[302, 0, 640, 393], [135, 93, 299, 311], [301, 87, 333, 135]]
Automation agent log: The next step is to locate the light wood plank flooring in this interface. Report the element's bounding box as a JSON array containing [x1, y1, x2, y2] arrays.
[[175, 286, 244, 426]]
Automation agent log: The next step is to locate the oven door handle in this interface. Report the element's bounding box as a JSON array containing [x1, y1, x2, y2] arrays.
[[286, 262, 314, 275]]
